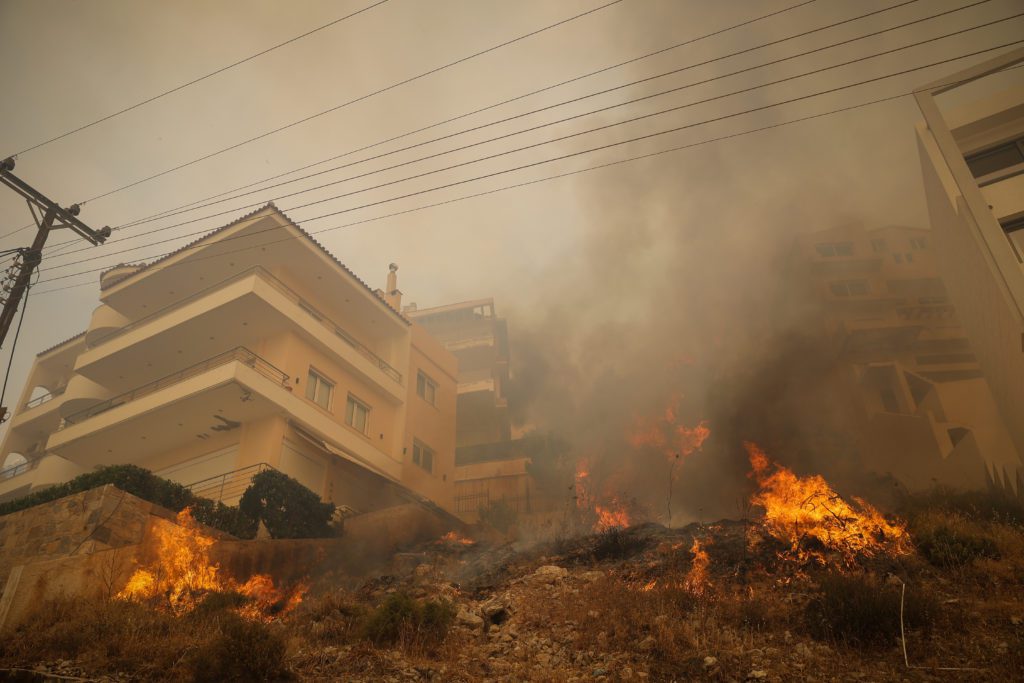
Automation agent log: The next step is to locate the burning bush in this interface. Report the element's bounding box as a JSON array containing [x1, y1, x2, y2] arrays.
[[745, 442, 912, 565], [804, 572, 937, 648], [118, 508, 305, 620]]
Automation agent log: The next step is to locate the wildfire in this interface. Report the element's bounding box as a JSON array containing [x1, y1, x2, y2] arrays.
[[438, 530, 475, 546], [745, 442, 911, 564], [118, 508, 305, 620], [594, 501, 630, 532], [628, 394, 710, 463], [683, 537, 711, 595]]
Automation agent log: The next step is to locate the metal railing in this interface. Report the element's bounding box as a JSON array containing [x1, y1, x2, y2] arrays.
[[87, 265, 402, 384], [0, 457, 38, 480], [23, 387, 65, 410], [60, 347, 288, 428], [185, 462, 277, 505]]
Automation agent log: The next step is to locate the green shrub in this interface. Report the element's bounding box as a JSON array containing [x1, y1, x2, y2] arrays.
[[915, 524, 1000, 569], [359, 593, 455, 648], [804, 573, 937, 648], [239, 470, 335, 539], [187, 614, 290, 682]]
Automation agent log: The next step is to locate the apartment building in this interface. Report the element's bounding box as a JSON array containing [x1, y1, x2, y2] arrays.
[[914, 47, 1024, 496], [0, 204, 459, 515], [789, 223, 1020, 492], [406, 299, 538, 519]]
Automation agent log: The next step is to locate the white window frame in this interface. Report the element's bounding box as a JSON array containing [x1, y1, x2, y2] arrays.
[[345, 393, 371, 435], [305, 368, 334, 411], [416, 370, 437, 406], [412, 439, 434, 473]]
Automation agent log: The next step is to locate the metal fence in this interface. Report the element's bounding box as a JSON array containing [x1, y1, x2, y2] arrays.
[[184, 462, 277, 505]]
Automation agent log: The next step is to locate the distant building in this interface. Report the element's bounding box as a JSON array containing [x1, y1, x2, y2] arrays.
[[789, 223, 1021, 492], [0, 204, 459, 516], [914, 47, 1024, 496], [407, 299, 539, 520]]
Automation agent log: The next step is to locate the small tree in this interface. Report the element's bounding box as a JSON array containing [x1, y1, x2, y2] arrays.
[[238, 470, 335, 539]]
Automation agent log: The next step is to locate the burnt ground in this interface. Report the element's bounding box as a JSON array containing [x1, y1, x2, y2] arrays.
[[3, 509, 1023, 682]]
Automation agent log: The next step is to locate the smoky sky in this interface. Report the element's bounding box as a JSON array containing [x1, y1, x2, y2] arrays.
[[1, 0, 1022, 495]]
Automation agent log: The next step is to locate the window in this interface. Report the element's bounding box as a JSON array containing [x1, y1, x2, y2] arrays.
[[894, 253, 903, 263], [871, 239, 886, 253], [879, 387, 900, 413], [964, 137, 1024, 178], [416, 370, 437, 405], [829, 280, 869, 297], [815, 242, 854, 257], [905, 252, 914, 263], [305, 369, 333, 410], [412, 440, 434, 473], [345, 394, 370, 434], [909, 237, 928, 250]]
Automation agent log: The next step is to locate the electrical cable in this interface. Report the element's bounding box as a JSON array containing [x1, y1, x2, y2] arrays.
[[5, 0, 391, 159], [0, 0, 627, 241], [55, 0, 831, 239], [107, 0, 958, 237], [29, 41, 1024, 293], [0, 281, 31, 418], [38, 13, 1024, 272]]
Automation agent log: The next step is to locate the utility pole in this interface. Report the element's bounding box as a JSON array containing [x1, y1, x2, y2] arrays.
[[0, 156, 110, 421]]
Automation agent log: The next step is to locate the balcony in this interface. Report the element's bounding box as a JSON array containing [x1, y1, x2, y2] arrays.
[[48, 346, 403, 481], [76, 267, 405, 400]]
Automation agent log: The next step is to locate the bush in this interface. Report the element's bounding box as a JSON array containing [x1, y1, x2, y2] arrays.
[[592, 527, 647, 561], [915, 524, 1000, 569], [359, 593, 455, 648], [804, 572, 937, 648], [187, 614, 290, 682], [899, 487, 1024, 526], [478, 498, 517, 533], [0, 464, 335, 541], [239, 470, 335, 539]]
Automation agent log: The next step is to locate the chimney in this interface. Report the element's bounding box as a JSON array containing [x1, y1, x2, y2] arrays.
[[384, 263, 402, 310]]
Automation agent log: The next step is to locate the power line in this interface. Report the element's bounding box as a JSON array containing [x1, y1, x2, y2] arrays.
[[0, 0, 627, 242], [110, 0, 948, 236], [70, 0, 825, 237], [6, 0, 391, 158], [39, 10, 1024, 270], [31, 40, 1024, 291]]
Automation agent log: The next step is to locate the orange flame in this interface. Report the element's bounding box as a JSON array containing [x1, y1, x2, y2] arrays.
[[439, 530, 475, 546], [628, 394, 709, 463], [594, 500, 630, 532], [118, 508, 305, 619], [683, 537, 711, 595], [744, 442, 911, 564]]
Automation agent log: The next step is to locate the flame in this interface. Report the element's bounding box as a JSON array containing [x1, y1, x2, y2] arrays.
[[594, 500, 630, 532], [683, 537, 711, 595], [438, 530, 475, 546], [628, 394, 710, 463], [118, 508, 305, 619], [744, 442, 911, 564]]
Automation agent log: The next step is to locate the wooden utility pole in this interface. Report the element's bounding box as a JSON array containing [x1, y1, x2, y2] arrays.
[[0, 156, 110, 421]]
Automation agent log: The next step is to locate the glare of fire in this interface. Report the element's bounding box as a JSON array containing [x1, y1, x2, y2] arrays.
[[593, 500, 630, 532], [745, 442, 911, 564], [439, 530, 475, 546], [118, 508, 305, 619], [683, 537, 711, 595], [628, 394, 710, 463]]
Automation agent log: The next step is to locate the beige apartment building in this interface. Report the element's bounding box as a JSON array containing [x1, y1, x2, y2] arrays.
[[914, 47, 1024, 497], [0, 204, 459, 515], [406, 299, 538, 520], [790, 223, 1020, 493]]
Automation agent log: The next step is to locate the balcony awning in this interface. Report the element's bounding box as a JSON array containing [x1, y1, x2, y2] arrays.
[[289, 421, 398, 484]]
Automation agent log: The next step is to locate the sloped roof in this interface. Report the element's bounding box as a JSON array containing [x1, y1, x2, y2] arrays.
[[37, 331, 86, 357], [99, 203, 408, 324]]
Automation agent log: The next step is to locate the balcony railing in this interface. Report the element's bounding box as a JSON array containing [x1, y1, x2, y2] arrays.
[[87, 265, 402, 384], [185, 462, 278, 505], [23, 387, 65, 410], [60, 347, 288, 428], [0, 456, 38, 480]]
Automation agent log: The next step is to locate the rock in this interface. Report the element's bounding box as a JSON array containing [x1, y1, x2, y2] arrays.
[[532, 565, 569, 583], [536, 653, 552, 667], [456, 608, 484, 628], [795, 642, 812, 658], [638, 636, 656, 652], [1011, 616, 1022, 626], [703, 656, 718, 668], [581, 570, 604, 582], [748, 670, 768, 680], [653, 614, 669, 626], [592, 669, 608, 677]]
